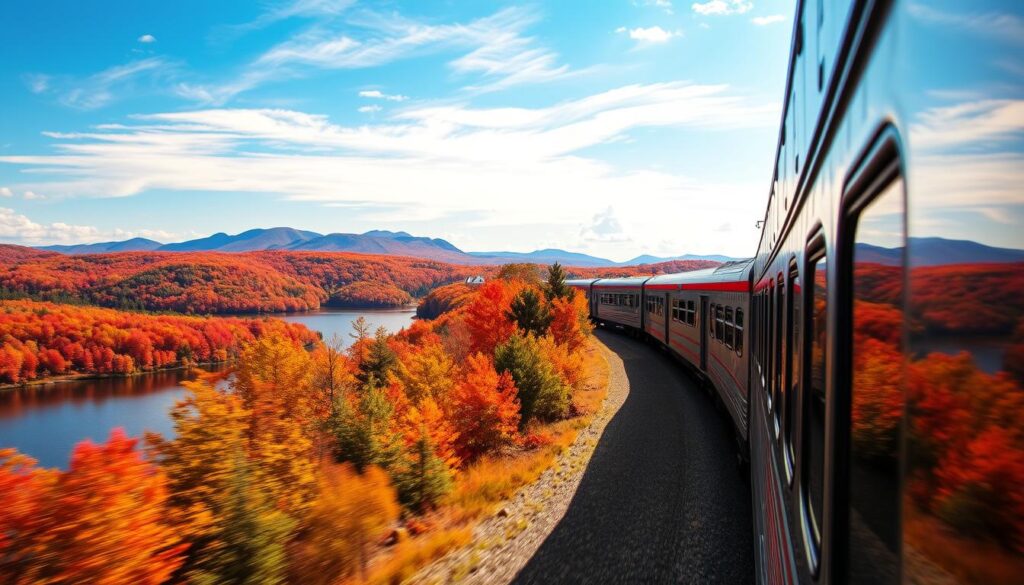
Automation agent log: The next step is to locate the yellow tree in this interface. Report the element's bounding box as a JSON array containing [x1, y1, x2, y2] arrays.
[[233, 336, 319, 513], [395, 340, 456, 404], [147, 380, 252, 563], [148, 380, 297, 584], [291, 463, 399, 584]]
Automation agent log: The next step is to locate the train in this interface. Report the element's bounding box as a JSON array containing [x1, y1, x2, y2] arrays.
[[568, 0, 1024, 583]]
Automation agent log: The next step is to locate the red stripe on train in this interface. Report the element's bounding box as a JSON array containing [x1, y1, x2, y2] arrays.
[[680, 281, 749, 292]]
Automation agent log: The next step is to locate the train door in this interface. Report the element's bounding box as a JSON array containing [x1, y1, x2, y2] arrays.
[[699, 295, 709, 371]]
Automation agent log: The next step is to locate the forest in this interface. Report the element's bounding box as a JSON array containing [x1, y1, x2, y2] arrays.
[[0, 264, 605, 584], [0, 245, 716, 314], [0, 300, 319, 384]]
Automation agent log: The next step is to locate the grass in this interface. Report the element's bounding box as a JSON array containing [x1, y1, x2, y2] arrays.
[[367, 527, 473, 585], [362, 339, 611, 584]]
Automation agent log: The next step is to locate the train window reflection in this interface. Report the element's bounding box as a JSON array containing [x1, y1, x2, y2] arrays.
[[804, 252, 826, 567], [847, 179, 903, 584]]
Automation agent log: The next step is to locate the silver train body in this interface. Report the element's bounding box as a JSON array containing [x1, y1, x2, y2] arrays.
[[567, 0, 1024, 582]]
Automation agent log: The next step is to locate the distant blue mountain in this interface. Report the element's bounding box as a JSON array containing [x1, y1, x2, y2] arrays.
[[40, 237, 163, 254], [624, 253, 739, 265], [158, 227, 322, 252], [856, 237, 1024, 266], [469, 249, 615, 267]]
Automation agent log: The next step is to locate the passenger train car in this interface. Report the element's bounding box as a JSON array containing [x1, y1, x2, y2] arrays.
[[569, 0, 1024, 582]]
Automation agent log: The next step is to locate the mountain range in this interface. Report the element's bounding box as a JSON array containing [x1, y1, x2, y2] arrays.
[[37, 229, 1020, 268], [855, 237, 1024, 266], [37, 227, 736, 266]]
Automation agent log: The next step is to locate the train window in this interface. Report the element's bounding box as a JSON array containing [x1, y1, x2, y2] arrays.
[[803, 251, 827, 570], [735, 308, 743, 356], [767, 283, 775, 407], [724, 307, 734, 349], [785, 263, 801, 483], [687, 300, 696, 326], [715, 305, 724, 342], [774, 274, 785, 435], [709, 303, 716, 337], [847, 178, 903, 584]]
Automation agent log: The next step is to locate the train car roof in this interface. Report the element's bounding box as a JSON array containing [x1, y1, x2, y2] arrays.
[[644, 259, 754, 290], [565, 278, 600, 286], [591, 276, 651, 288]]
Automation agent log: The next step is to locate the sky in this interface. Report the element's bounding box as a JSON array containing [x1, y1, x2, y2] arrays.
[[0, 0, 796, 261]]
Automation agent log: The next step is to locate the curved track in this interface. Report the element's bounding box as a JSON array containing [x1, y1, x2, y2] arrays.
[[512, 329, 754, 584]]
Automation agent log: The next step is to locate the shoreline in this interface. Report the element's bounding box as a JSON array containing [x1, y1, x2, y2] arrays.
[[0, 360, 227, 393]]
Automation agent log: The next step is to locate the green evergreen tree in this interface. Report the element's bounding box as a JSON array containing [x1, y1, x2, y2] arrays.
[[544, 262, 572, 301], [357, 327, 397, 389], [494, 333, 569, 425], [190, 447, 296, 585], [393, 429, 453, 512], [330, 384, 401, 472], [506, 289, 552, 336]]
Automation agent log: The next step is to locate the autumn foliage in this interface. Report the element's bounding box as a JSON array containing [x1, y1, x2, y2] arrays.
[[0, 430, 186, 584], [0, 263, 597, 583], [0, 247, 482, 313], [0, 300, 318, 384], [852, 261, 1024, 557]]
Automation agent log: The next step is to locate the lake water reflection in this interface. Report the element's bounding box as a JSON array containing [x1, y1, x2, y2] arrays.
[[0, 307, 416, 469]]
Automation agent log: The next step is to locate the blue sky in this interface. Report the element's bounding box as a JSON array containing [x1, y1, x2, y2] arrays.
[[0, 0, 796, 260]]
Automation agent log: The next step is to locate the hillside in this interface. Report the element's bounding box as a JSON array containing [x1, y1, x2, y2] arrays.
[[0, 247, 483, 314], [0, 299, 318, 384], [0, 246, 717, 314]]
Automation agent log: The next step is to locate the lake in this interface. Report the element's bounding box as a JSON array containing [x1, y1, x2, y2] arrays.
[[0, 307, 416, 469]]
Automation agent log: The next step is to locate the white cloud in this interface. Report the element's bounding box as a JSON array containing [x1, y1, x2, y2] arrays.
[[231, 0, 356, 32], [0, 207, 101, 244], [24, 73, 50, 94], [0, 82, 776, 256], [0, 187, 12, 197], [639, 1, 675, 15], [911, 99, 1024, 151], [137, 34, 157, 43], [357, 105, 382, 113], [23, 191, 44, 200], [908, 4, 1024, 45], [55, 57, 174, 110], [186, 7, 574, 104], [358, 89, 408, 101], [692, 1, 753, 16], [0, 209, 179, 246], [621, 26, 679, 44], [752, 15, 786, 26], [580, 207, 631, 243]]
